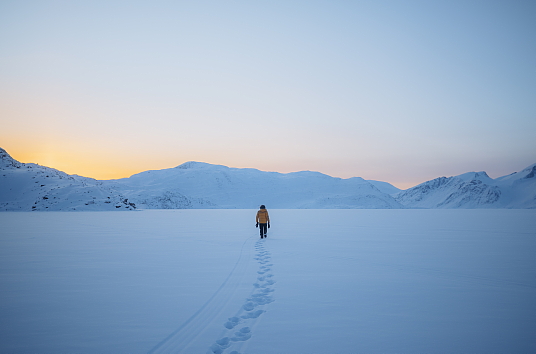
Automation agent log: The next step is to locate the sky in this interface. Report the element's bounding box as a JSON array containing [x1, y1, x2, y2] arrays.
[[1, 0, 535, 189]]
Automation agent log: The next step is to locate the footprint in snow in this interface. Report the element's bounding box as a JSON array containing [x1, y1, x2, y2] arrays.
[[241, 309, 264, 319], [253, 280, 275, 288], [209, 337, 231, 354], [231, 327, 251, 342], [224, 317, 240, 329], [248, 293, 274, 306], [243, 302, 257, 311], [209, 239, 275, 353]]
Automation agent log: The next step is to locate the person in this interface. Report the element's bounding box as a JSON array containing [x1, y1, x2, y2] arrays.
[[255, 205, 270, 238]]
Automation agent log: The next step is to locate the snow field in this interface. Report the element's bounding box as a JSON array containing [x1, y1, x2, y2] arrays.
[[0, 209, 535, 353]]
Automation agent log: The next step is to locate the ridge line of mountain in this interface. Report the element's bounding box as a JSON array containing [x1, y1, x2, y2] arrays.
[[1, 147, 534, 210]]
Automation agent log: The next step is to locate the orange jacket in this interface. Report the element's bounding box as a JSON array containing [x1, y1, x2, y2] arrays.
[[256, 209, 270, 224]]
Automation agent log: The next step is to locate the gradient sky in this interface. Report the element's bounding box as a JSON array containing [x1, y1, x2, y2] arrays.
[[1, 0, 535, 189]]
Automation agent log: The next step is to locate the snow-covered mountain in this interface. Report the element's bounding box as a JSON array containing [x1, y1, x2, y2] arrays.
[[2, 147, 534, 210], [103, 161, 403, 209], [395, 164, 536, 209], [0, 148, 135, 211]]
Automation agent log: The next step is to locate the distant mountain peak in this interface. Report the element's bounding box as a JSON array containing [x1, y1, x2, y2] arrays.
[[494, 163, 536, 183], [522, 165, 536, 179], [475, 171, 490, 179], [395, 163, 536, 209], [1, 146, 534, 210], [455, 171, 492, 183], [0, 147, 22, 168], [175, 161, 219, 170]]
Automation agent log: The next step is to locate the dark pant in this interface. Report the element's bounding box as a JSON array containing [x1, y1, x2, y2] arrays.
[[259, 223, 267, 237]]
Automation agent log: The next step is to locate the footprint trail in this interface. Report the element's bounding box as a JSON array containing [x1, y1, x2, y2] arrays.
[[208, 239, 276, 354]]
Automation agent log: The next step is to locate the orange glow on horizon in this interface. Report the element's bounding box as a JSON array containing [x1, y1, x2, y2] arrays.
[[4, 145, 173, 180], [4, 145, 417, 189], [10, 152, 141, 180]]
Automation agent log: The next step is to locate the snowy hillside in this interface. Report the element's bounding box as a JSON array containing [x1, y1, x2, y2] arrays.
[[0, 148, 135, 211], [2, 147, 534, 210], [104, 161, 403, 209], [395, 164, 536, 209]]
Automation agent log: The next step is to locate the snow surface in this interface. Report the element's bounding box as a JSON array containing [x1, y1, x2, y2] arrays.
[[1, 209, 535, 353]]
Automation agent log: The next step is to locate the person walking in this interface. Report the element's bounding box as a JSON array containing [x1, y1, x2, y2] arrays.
[[256, 205, 270, 239]]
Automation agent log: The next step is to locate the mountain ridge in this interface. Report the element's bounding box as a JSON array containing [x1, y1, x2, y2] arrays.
[[395, 163, 536, 209], [1, 147, 534, 210], [0, 148, 136, 211], [104, 159, 401, 209]]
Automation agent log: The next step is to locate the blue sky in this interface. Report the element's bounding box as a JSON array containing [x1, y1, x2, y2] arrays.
[[1, 0, 535, 188]]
